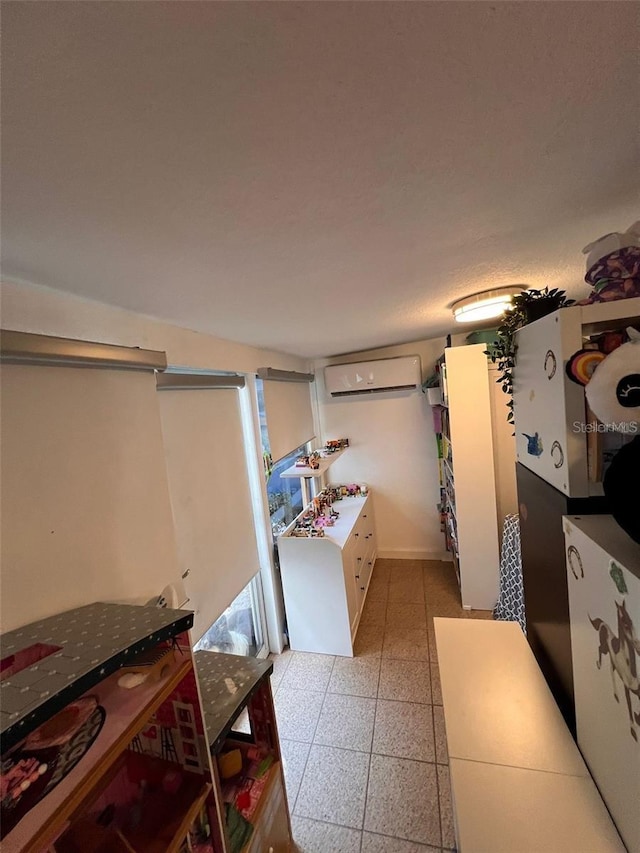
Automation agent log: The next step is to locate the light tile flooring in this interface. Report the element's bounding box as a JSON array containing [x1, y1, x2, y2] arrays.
[[269, 558, 492, 853]]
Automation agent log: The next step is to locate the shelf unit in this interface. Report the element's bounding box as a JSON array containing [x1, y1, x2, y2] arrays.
[[195, 651, 292, 853], [1, 604, 293, 853], [434, 344, 516, 610], [513, 297, 640, 497], [439, 409, 460, 585], [279, 447, 346, 479], [513, 298, 640, 735]]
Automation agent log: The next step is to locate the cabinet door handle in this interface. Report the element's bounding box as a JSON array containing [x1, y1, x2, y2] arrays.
[[354, 533, 359, 538], [355, 574, 360, 579], [368, 561, 372, 566], [357, 556, 362, 561], [363, 514, 368, 518], [360, 586, 365, 591]]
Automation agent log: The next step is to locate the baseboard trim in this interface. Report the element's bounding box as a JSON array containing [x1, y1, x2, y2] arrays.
[[377, 549, 451, 561]]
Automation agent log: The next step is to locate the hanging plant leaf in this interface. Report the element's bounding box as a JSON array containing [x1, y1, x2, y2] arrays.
[[486, 287, 575, 424]]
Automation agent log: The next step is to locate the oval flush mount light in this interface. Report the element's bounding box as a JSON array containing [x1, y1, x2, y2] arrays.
[[452, 285, 524, 323]]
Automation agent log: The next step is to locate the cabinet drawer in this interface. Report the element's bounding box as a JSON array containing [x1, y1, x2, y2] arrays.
[[363, 550, 375, 586], [354, 551, 375, 601], [350, 520, 366, 548]]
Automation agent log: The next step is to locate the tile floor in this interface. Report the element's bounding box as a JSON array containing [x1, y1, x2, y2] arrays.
[[269, 558, 492, 853]]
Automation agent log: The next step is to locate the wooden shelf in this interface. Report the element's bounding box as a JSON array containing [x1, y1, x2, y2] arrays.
[[279, 448, 346, 478]]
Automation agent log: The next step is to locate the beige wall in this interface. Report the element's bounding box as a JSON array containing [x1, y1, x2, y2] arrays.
[[0, 279, 309, 635], [314, 338, 448, 560], [1, 279, 310, 374]]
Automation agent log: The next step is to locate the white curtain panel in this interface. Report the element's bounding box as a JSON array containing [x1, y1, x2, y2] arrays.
[[0, 364, 181, 631], [262, 379, 315, 463], [157, 386, 260, 641]]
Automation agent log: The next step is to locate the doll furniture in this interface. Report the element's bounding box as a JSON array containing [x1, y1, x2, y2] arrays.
[[0, 602, 292, 853]]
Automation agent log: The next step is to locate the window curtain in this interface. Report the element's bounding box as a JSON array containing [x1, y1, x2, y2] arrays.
[[261, 379, 315, 463], [157, 386, 260, 641], [0, 363, 180, 631]]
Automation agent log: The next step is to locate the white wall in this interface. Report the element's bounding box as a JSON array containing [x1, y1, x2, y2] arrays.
[[315, 338, 447, 560], [1, 279, 310, 374], [0, 278, 309, 643]]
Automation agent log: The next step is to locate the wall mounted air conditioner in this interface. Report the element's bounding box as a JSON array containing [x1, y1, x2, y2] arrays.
[[324, 355, 422, 397]]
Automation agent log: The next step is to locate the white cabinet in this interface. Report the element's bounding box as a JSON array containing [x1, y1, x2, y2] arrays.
[[564, 515, 640, 853], [277, 494, 377, 656], [513, 297, 640, 497]]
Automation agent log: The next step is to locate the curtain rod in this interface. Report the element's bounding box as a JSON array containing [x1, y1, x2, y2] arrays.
[[0, 330, 167, 371], [156, 373, 245, 390], [257, 367, 314, 383]]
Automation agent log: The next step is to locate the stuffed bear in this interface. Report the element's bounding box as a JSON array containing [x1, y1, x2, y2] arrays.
[[566, 328, 640, 543]]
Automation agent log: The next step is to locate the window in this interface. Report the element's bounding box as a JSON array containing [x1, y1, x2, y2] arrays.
[[256, 378, 314, 538], [195, 576, 266, 657], [266, 443, 312, 538]]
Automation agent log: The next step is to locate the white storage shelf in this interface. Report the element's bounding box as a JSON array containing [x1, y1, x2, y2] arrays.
[[513, 297, 640, 497], [277, 492, 377, 656], [564, 515, 640, 853], [279, 447, 347, 479], [442, 344, 503, 610]]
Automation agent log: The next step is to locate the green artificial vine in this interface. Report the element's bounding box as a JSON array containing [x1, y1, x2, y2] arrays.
[[486, 287, 575, 425]]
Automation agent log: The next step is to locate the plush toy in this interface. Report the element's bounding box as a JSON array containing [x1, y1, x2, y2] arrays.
[[566, 328, 640, 543], [578, 221, 640, 305]]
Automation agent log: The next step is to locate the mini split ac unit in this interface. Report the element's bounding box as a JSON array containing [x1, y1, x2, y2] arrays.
[[324, 355, 422, 397]]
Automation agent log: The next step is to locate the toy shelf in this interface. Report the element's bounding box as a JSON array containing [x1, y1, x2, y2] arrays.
[[55, 754, 212, 853], [513, 297, 640, 497], [195, 650, 292, 853], [238, 763, 281, 853], [122, 773, 211, 853], [3, 656, 192, 853], [1, 606, 293, 853], [279, 448, 346, 478]]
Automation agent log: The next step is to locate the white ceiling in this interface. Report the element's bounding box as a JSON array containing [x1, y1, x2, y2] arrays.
[[2, 2, 638, 358]]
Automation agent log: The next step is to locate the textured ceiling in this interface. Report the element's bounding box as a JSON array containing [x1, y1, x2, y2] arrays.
[[2, 2, 638, 358]]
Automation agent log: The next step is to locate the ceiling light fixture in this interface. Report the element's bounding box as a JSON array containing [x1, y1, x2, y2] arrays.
[[452, 286, 524, 324]]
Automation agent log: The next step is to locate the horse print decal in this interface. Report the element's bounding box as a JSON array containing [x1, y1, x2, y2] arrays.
[[590, 600, 640, 742]]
